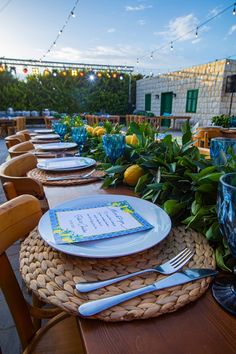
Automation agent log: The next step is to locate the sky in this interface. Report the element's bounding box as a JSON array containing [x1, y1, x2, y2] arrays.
[[1, 0, 236, 74]]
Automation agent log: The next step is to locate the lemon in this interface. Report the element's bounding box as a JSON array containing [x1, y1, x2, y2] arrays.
[[92, 126, 102, 136], [125, 135, 133, 145], [125, 134, 139, 146], [124, 165, 144, 186], [86, 125, 94, 134], [131, 134, 139, 145], [95, 127, 106, 136]]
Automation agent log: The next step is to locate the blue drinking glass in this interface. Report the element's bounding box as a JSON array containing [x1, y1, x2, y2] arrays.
[[212, 173, 236, 316], [210, 137, 236, 165], [71, 127, 87, 155], [53, 122, 68, 140], [102, 134, 125, 163]]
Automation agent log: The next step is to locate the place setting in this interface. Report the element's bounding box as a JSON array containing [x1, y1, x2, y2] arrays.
[[27, 156, 105, 185], [20, 193, 216, 322]]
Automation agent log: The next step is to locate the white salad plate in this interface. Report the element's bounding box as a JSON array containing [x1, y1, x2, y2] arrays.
[[34, 129, 54, 134], [38, 195, 171, 258], [37, 142, 77, 151], [35, 134, 60, 140], [37, 157, 96, 171]]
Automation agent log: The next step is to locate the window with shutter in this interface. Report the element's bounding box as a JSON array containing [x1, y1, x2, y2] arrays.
[[186, 89, 198, 113]]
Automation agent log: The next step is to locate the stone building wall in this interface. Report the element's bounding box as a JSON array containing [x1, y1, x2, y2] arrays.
[[220, 60, 236, 116], [136, 59, 236, 127]]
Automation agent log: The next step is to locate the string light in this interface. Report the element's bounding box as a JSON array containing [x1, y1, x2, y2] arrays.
[[139, 2, 236, 64], [170, 42, 173, 51], [150, 52, 154, 60], [136, 58, 139, 64], [39, 0, 80, 61]]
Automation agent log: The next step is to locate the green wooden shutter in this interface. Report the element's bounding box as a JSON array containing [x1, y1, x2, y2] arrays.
[[186, 89, 198, 113], [145, 93, 151, 111]]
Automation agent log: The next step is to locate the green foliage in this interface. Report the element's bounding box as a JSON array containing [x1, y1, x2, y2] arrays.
[[0, 72, 141, 114], [101, 122, 236, 271], [211, 114, 230, 128]]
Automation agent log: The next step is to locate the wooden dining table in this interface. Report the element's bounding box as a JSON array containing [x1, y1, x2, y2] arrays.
[[42, 181, 236, 354]]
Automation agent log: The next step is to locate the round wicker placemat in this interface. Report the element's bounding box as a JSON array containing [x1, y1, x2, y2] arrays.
[[20, 226, 215, 322], [27, 168, 105, 186]]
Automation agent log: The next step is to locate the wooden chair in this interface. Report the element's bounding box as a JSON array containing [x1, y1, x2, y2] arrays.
[[0, 195, 83, 353], [5, 133, 26, 149], [44, 116, 58, 129], [17, 130, 31, 141], [193, 127, 222, 148], [8, 141, 35, 158], [0, 153, 49, 213], [7, 117, 26, 135]]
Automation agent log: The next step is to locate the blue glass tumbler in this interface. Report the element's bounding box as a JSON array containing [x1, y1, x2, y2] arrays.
[[212, 173, 236, 316], [210, 137, 236, 165], [102, 134, 126, 164], [53, 122, 68, 141], [71, 127, 87, 155]]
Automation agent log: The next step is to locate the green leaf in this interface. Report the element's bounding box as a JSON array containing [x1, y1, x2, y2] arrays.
[[215, 247, 231, 272], [198, 166, 217, 178], [205, 222, 221, 241], [135, 173, 150, 193], [163, 199, 184, 216], [106, 165, 128, 174], [198, 172, 223, 183], [196, 184, 216, 193], [102, 176, 116, 189]]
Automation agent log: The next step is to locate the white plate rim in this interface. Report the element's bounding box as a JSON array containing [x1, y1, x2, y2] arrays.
[[38, 195, 172, 258], [35, 134, 60, 140], [34, 129, 54, 134], [37, 157, 96, 171]]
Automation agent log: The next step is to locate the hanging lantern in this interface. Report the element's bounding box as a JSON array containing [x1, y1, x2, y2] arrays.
[[71, 69, 78, 76], [43, 68, 50, 76], [79, 71, 85, 77], [112, 72, 117, 78], [61, 69, 67, 76], [106, 71, 111, 78], [0, 64, 4, 73], [32, 68, 39, 75], [23, 67, 28, 74], [97, 72, 102, 78]]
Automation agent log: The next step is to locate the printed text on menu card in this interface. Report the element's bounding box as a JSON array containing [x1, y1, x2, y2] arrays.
[[49, 201, 153, 244]]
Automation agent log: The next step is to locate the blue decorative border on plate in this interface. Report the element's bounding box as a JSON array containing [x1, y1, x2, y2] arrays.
[[49, 200, 154, 244]]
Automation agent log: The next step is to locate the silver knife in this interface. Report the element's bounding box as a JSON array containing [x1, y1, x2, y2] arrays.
[[78, 268, 217, 317], [46, 169, 96, 181]]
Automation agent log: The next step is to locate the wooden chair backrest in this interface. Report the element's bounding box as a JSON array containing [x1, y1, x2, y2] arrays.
[[15, 117, 26, 132], [97, 116, 120, 125], [0, 152, 44, 199], [85, 115, 98, 126], [194, 127, 222, 148], [0, 195, 42, 349], [44, 116, 56, 128], [146, 116, 161, 129], [8, 141, 35, 158], [5, 133, 26, 149], [16, 129, 31, 141]]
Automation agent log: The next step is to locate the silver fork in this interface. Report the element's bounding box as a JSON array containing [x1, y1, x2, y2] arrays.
[[75, 248, 193, 293], [46, 169, 96, 181]]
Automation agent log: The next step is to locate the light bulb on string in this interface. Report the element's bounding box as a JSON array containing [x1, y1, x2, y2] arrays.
[[195, 27, 198, 38], [170, 42, 173, 51], [53, 42, 56, 47], [71, 11, 75, 17], [150, 52, 154, 60], [136, 58, 139, 65], [233, 3, 236, 15], [58, 30, 62, 35]]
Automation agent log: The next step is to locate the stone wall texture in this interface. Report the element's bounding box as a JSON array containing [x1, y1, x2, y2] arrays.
[[136, 59, 236, 127]]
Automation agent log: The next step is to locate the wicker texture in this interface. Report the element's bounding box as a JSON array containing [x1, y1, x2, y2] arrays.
[[20, 226, 215, 322], [27, 168, 105, 186]]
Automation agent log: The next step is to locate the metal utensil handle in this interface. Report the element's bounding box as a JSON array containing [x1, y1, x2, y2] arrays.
[[78, 284, 155, 317], [76, 269, 153, 293]]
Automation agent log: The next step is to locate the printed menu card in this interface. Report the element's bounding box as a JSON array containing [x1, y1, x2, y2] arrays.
[[49, 200, 153, 244]]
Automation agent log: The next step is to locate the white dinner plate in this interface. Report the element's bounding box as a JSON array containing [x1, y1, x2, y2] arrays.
[[34, 129, 54, 134], [38, 195, 172, 258], [37, 157, 96, 171], [37, 142, 77, 151]]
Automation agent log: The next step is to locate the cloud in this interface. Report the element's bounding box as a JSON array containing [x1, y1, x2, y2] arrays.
[[228, 24, 236, 35], [46, 45, 142, 66], [107, 28, 115, 33], [208, 6, 222, 17], [125, 4, 152, 12], [154, 14, 198, 42], [138, 19, 146, 26]]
